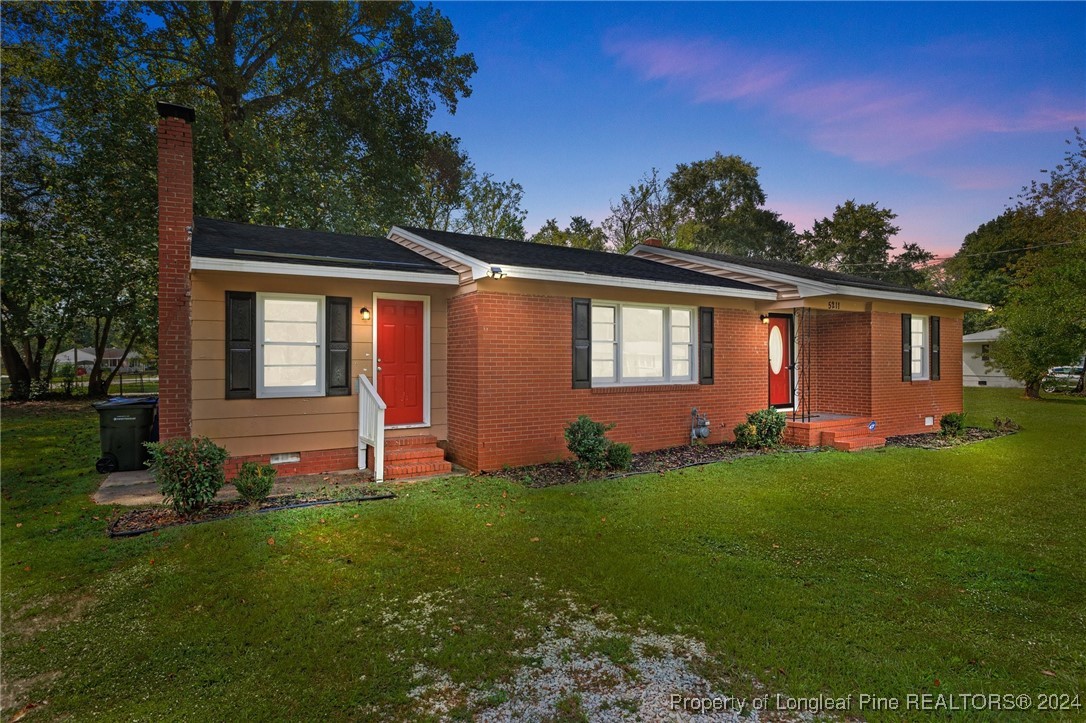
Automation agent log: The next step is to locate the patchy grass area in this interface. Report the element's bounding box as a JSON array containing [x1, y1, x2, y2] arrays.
[[2, 389, 1084, 720]]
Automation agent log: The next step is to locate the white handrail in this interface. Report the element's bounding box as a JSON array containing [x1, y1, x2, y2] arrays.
[[358, 373, 387, 482]]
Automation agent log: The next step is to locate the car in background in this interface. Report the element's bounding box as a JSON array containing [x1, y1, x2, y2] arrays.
[[1042, 366, 1084, 393]]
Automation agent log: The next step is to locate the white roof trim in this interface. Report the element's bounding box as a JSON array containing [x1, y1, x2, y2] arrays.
[[630, 244, 989, 310], [485, 264, 777, 299], [387, 230, 776, 299], [191, 255, 459, 285], [388, 227, 490, 280]]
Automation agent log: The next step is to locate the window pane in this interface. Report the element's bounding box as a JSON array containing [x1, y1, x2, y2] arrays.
[[672, 360, 690, 379], [265, 365, 318, 388], [592, 360, 614, 379], [911, 316, 925, 334], [592, 306, 615, 323], [592, 322, 614, 342], [592, 343, 614, 361], [264, 345, 317, 366], [622, 307, 664, 378], [265, 320, 318, 343], [592, 305, 615, 342], [671, 308, 691, 327], [671, 343, 689, 362], [672, 325, 691, 343]]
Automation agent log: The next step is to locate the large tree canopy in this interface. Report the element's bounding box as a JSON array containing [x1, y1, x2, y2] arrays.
[[1, 1, 479, 398]]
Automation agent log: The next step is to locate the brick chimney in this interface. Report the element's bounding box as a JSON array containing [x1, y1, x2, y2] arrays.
[[642, 237, 663, 247], [157, 102, 195, 440]]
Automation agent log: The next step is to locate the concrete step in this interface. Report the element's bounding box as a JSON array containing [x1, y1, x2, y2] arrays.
[[384, 445, 447, 463], [384, 460, 453, 479], [385, 435, 439, 448], [820, 426, 877, 445], [831, 436, 886, 452]]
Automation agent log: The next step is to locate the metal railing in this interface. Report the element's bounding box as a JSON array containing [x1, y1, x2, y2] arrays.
[[358, 373, 387, 482]]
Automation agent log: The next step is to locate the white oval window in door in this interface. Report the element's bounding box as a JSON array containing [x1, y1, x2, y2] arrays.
[[769, 325, 784, 374]]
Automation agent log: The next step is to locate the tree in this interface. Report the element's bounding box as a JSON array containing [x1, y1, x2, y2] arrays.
[[454, 174, 527, 240], [531, 216, 606, 251], [800, 200, 934, 285], [408, 132, 473, 231], [989, 244, 1086, 397], [603, 168, 676, 252]]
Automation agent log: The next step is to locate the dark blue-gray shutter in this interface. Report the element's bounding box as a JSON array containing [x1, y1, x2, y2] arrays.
[[225, 291, 256, 399], [699, 307, 714, 385], [901, 313, 912, 382], [572, 298, 591, 389], [326, 296, 351, 396], [930, 315, 941, 381]]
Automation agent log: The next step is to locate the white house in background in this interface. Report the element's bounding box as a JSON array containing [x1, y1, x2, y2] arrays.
[[962, 328, 1022, 388], [54, 347, 144, 372]]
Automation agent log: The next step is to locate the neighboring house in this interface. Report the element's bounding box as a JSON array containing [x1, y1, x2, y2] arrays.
[[54, 348, 145, 372], [155, 102, 987, 480], [961, 328, 1022, 388]]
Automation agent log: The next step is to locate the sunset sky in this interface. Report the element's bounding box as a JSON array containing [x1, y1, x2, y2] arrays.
[[431, 2, 1085, 257]]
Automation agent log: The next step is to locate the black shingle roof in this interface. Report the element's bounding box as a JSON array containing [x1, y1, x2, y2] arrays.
[[192, 217, 456, 275], [397, 227, 772, 293], [673, 248, 964, 301]]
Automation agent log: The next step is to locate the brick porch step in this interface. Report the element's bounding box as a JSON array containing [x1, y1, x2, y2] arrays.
[[831, 436, 886, 452], [383, 435, 452, 480]]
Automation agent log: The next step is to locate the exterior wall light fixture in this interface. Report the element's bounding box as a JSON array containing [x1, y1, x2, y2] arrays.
[[360, 307, 371, 320], [487, 266, 507, 279], [759, 314, 770, 324]]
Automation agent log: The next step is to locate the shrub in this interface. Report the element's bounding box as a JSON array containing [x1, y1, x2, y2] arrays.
[[939, 412, 967, 438], [605, 442, 632, 471], [733, 408, 786, 448], [145, 436, 229, 514], [564, 415, 630, 473], [993, 416, 1021, 433], [234, 461, 276, 503]]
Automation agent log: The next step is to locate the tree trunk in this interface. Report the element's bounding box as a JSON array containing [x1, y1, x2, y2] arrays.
[[100, 330, 139, 393], [1, 335, 32, 399], [88, 316, 113, 397], [1025, 380, 1041, 399], [1075, 366, 1085, 395]]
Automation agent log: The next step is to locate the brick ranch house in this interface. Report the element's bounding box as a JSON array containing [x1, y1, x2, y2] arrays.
[[155, 103, 987, 479]]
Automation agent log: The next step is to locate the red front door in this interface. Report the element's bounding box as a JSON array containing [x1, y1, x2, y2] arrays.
[[376, 298, 425, 425], [768, 315, 793, 408]]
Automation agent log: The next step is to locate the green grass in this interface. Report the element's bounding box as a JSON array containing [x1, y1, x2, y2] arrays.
[[2, 390, 1084, 720]]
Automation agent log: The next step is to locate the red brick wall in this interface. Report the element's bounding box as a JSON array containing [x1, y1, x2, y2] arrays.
[[445, 291, 767, 471], [870, 312, 964, 437], [157, 112, 193, 440], [224, 447, 356, 481], [808, 310, 873, 416]]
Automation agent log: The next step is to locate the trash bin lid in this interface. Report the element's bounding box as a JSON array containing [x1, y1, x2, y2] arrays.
[[92, 396, 159, 410]]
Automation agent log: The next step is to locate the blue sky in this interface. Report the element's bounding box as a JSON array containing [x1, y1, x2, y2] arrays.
[[430, 2, 1085, 257]]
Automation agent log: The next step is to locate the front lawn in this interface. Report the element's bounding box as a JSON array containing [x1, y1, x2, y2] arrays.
[[2, 389, 1084, 720]]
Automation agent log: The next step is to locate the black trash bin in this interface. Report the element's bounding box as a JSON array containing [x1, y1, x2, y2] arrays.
[[92, 397, 159, 473]]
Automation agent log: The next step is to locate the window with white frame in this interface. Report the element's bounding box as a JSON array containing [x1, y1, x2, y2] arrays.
[[258, 294, 324, 397], [910, 314, 928, 380], [590, 302, 695, 385]]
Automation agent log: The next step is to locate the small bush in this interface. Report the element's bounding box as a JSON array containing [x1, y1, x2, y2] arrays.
[[993, 416, 1021, 433], [940, 412, 967, 438], [565, 415, 630, 473], [605, 442, 632, 471], [145, 436, 229, 514], [733, 408, 786, 448], [234, 461, 276, 503]]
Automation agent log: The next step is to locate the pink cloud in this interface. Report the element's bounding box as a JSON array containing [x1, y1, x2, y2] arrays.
[[604, 32, 1086, 167]]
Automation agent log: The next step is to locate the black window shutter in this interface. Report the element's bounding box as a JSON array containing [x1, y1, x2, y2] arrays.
[[326, 296, 352, 396], [699, 307, 714, 385], [901, 313, 912, 382], [572, 298, 591, 389], [225, 291, 256, 399], [930, 315, 941, 381]]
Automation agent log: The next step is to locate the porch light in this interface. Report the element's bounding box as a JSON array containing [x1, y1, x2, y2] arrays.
[[359, 307, 371, 320], [759, 314, 770, 324], [487, 266, 506, 279]]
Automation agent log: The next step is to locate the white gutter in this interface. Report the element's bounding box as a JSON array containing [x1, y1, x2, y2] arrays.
[[191, 256, 460, 285]]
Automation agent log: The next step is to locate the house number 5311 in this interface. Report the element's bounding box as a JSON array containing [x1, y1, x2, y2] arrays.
[[827, 301, 841, 310]]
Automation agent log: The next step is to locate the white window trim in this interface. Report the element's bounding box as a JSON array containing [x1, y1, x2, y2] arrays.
[[590, 301, 697, 387], [910, 314, 929, 381], [256, 292, 326, 398], [372, 292, 431, 429]]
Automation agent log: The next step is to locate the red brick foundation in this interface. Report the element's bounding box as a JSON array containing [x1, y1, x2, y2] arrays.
[[447, 291, 767, 471], [224, 447, 357, 481]]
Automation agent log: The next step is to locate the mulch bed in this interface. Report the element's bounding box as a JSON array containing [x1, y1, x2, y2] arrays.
[[486, 442, 802, 488], [108, 486, 394, 537], [885, 426, 1015, 449]]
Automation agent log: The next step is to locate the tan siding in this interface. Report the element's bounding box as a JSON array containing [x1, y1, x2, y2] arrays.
[[189, 270, 451, 457]]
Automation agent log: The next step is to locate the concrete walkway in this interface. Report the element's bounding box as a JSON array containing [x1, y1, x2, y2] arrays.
[[93, 468, 376, 506]]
